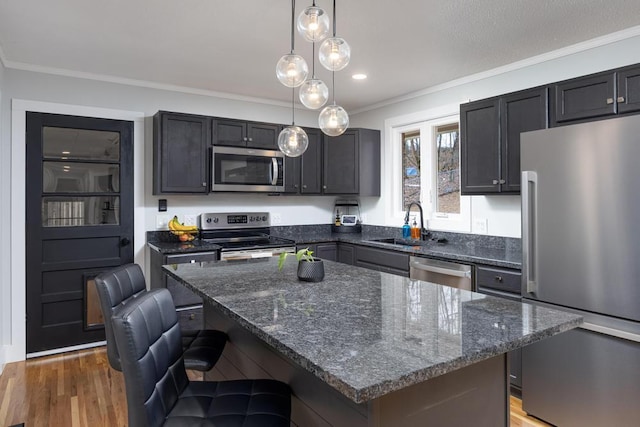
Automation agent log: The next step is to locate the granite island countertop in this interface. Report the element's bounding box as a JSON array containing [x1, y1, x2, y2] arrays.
[[164, 258, 580, 403]]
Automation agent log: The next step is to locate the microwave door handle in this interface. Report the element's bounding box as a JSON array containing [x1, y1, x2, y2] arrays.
[[271, 158, 278, 186]]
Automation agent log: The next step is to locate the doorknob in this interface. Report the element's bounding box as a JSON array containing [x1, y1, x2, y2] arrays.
[[120, 237, 131, 247]]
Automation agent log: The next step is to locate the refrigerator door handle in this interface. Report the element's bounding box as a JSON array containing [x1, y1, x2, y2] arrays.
[[581, 322, 640, 343], [522, 170, 538, 294]]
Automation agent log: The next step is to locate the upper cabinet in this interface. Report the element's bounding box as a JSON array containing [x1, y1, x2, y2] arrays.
[[551, 64, 640, 125], [284, 128, 322, 194], [153, 111, 210, 194], [323, 129, 381, 196], [213, 118, 281, 149], [460, 87, 548, 195], [616, 65, 640, 114]]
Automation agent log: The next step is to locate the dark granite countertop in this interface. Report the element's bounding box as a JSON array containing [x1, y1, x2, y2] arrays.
[[148, 225, 522, 269], [164, 258, 581, 403]]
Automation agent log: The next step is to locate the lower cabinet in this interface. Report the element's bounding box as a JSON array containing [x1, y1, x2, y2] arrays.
[[355, 246, 410, 277], [301, 243, 337, 261], [149, 249, 219, 330], [338, 243, 355, 265], [475, 264, 523, 392]]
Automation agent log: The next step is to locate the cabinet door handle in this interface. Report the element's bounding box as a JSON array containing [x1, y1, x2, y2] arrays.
[[248, 137, 253, 142], [243, 137, 248, 141], [294, 184, 299, 189], [499, 179, 506, 184], [617, 96, 626, 103], [323, 185, 327, 189], [302, 184, 307, 189], [202, 182, 207, 187], [492, 179, 499, 185], [606, 98, 614, 105]]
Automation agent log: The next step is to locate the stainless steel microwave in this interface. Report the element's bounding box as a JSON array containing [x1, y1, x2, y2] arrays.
[[211, 146, 285, 192]]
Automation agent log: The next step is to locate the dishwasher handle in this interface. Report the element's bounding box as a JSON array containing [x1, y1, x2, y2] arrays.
[[410, 260, 471, 278]]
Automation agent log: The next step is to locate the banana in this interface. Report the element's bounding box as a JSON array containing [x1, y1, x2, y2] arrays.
[[168, 216, 198, 236]]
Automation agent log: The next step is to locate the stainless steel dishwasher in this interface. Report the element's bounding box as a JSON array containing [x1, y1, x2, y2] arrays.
[[409, 256, 473, 290]]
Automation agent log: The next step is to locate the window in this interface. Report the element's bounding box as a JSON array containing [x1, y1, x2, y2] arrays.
[[388, 108, 470, 233]]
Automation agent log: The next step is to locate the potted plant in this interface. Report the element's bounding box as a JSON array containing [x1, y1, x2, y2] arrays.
[[278, 248, 325, 282]]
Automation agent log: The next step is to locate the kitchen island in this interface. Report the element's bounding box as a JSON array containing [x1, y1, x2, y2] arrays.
[[165, 258, 581, 427]]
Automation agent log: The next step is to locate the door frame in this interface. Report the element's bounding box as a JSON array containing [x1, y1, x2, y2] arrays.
[[8, 99, 145, 363]]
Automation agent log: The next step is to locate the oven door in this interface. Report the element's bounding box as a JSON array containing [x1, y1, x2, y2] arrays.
[[212, 146, 284, 192]]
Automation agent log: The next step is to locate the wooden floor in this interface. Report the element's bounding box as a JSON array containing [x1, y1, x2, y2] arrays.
[[0, 347, 550, 427]]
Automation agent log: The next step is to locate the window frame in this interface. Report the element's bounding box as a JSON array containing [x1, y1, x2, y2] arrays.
[[385, 104, 471, 233]]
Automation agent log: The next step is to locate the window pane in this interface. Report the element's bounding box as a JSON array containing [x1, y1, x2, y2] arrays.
[[43, 161, 119, 193], [42, 196, 120, 227], [43, 127, 120, 161], [402, 131, 420, 210], [435, 124, 460, 214]]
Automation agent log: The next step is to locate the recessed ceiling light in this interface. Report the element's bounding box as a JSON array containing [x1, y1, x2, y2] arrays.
[[352, 73, 367, 80], [62, 151, 71, 154]]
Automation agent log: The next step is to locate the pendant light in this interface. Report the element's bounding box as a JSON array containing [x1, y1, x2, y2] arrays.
[[279, 88, 309, 157], [276, 0, 308, 88], [297, 1, 330, 42], [299, 41, 329, 109], [319, 0, 350, 71], [319, 72, 349, 136]]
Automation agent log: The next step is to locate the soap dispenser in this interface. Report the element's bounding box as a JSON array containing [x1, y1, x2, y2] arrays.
[[402, 217, 411, 238], [410, 218, 420, 239]]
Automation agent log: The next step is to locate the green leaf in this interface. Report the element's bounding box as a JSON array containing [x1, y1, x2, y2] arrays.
[[278, 252, 289, 270]]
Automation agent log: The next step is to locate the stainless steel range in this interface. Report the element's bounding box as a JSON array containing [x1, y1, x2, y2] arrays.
[[199, 212, 295, 261]]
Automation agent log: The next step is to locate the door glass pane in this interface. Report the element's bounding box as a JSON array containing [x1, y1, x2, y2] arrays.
[[43, 162, 119, 193], [43, 127, 120, 161], [42, 196, 120, 226], [435, 124, 460, 214], [402, 131, 420, 210], [85, 276, 104, 329]]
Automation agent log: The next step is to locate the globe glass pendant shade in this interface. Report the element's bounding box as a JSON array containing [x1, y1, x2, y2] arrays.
[[276, 54, 309, 87], [319, 104, 349, 136], [278, 125, 309, 157], [299, 79, 329, 109], [297, 6, 330, 42], [319, 37, 351, 71]]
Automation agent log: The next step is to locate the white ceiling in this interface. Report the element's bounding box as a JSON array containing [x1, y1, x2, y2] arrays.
[[1, 0, 640, 111]]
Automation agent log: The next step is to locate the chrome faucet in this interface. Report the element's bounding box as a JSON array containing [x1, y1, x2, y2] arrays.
[[405, 202, 430, 241]]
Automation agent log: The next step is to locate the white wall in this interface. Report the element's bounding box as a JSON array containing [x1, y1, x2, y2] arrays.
[[0, 55, 6, 373], [351, 30, 640, 238]]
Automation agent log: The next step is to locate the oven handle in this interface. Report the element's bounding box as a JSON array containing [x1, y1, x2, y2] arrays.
[[271, 158, 279, 186]]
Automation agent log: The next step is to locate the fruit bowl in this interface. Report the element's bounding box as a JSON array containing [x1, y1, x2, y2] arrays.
[[168, 216, 198, 241]]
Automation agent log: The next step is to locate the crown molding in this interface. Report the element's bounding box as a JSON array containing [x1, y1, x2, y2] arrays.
[[352, 25, 640, 115], [2, 58, 293, 109]]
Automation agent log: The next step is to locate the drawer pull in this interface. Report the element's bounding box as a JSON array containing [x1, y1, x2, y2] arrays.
[[495, 276, 503, 282], [189, 313, 196, 320], [617, 96, 625, 103], [492, 179, 499, 185], [606, 98, 614, 105]]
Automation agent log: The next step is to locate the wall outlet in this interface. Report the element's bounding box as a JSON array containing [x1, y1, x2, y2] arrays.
[[271, 213, 282, 225], [473, 217, 488, 234], [156, 215, 171, 230], [183, 214, 198, 227]]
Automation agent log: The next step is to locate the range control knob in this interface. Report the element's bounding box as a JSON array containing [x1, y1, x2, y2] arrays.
[[206, 217, 212, 223], [213, 217, 219, 223], [262, 215, 267, 221]]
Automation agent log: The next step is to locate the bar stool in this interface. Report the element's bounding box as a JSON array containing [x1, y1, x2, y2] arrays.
[[95, 263, 227, 372]]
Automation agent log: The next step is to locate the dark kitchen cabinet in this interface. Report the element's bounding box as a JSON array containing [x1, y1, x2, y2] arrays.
[[338, 243, 355, 265], [284, 128, 322, 194], [153, 111, 211, 194], [551, 71, 616, 125], [322, 128, 381, 196], [355, 246, 409, 276], [617, 65, 640, 114], [149, 249, 219, 330], [461, 87, 547, 195], [301, 243, 337, 261], [213, 118, 281, 149], [475, 264, 523, 392]]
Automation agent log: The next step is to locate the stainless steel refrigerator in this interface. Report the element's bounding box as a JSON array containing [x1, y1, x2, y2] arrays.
[[520, 114, 640, 427]]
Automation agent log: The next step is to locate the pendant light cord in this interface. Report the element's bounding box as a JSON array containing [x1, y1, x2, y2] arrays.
[[291, 87, 296, 125], [290, 0, 296, 53], [332, 0, 337, 37]]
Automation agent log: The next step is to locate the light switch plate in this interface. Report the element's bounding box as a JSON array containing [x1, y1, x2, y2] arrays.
[[183, 214, 198, 226], [156, 215, 171, 230], [271, 213, 282, 225]]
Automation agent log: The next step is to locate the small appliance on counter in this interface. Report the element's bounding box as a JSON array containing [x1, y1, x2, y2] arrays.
[[331, 199, 362, 234]]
